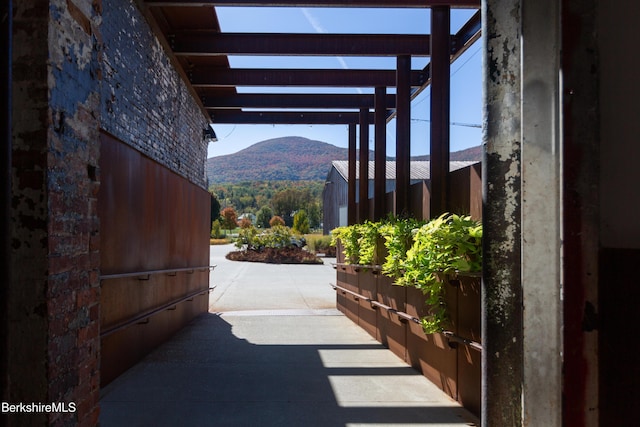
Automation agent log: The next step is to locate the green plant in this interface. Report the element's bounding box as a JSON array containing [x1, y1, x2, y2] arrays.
[[306, 235, 334, 254], [331, 226, 360, 264], [292, 209, 310, 234], [403, 213, 482, 333], [211, 219, 222, 239], [379, 216, 423, 280], [357, 221, 380, 266]]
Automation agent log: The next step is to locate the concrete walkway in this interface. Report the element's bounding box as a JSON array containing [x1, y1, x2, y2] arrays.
[[99, 244, 479, 426]]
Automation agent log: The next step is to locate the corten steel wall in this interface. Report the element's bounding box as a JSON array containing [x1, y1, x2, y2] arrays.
[[99, 133, 210, 385], [100, 0, 209, 189]]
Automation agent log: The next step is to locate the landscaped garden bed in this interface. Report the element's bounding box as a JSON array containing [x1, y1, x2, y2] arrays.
[[226, 246, 323, 264]]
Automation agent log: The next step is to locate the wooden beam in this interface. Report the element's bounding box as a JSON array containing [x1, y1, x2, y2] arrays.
[[172, 32, 431, 56], [208, 110, 374, 124], [191, 68, 426, 87], [201, 93, 396, 109]]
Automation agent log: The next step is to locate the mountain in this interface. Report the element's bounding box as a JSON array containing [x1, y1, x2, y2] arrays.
[[206, 136, 482, 183]]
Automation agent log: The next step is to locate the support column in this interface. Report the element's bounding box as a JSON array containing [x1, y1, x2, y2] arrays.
[[374, 87, 387, 221], [521, 1, 562, 425], [359, 108, 370, 223], [430, 6, 451, 218], [482, 0, 523, 426], [348, 123, 357, 225], [396, 55, 411, 217]]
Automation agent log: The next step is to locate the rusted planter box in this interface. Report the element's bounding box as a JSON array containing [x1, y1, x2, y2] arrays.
[[357, 267, 378, 339], [454, 275, 482, 416], [336, 264, 359, 324], [405, 286, 458, 400], [376, 276, 407, 362]]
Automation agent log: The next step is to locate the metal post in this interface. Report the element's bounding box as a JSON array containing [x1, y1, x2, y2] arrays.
[[1, 0, 11, 410], [482, 0, 523, 425], [359, 108, 370, 223], [374, 87, 387, 221], [430, 6, 450, 218], [348, 123, 357, 225], [396, 55, 411, 217]]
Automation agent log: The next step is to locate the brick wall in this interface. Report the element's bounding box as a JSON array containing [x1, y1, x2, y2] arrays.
[[10, 0, 101, 425], [100, 0, 209, 188]]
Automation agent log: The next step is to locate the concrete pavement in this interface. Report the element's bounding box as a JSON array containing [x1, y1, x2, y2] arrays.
[[99, 244, 479, 426]]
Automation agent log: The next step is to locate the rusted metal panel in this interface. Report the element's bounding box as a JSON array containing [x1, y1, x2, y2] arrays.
[[191, 68, 424, 88], [456, 276, 481, 416], [405, 286, 457, 399], [173, 32, 431, 56], [99, 133, 210, 386], [449, 163, 482, 220], [409, 181, 429, 220], [358, 270, 378, 339], [336, 265, 359, 324], [376, 276, 406, 361]]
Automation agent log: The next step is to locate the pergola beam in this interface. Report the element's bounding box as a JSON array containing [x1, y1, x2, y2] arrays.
[[201, 93, 397, 109], [147, 0, 480, 8], [172, 33, 431, 56], [209, 110, 375, 124], [191, 68, 426, 87]]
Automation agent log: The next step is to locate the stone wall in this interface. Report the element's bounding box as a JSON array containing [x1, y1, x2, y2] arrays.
[[100, 0, 209, 188]]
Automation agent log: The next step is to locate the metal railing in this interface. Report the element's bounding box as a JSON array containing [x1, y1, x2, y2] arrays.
[[100, 265, 216, 281], [331, 282, 482, 352]]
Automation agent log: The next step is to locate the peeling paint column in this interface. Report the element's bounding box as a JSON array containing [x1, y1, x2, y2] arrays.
[[521, 0, 562, 425], [481, 0, 523, 425]]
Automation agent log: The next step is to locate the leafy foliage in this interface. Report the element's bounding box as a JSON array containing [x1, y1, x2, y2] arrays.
[[357, 221, 380, 266], [220, 207, 238, 233], [331, 213, 482, 334], [379, 216, 423, 280], [235, 225, 294, 250], [269, 215, 285, 227], [292, 209, 310, 234], [211, 219, 222, 239], [256, 206, 273, 228]]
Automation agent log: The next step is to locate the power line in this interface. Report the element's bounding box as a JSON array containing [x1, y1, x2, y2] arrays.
[[410, 118, 481, 129]]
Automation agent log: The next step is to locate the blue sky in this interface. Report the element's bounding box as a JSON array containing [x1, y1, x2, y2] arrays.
[[208, 7, 482, 158]]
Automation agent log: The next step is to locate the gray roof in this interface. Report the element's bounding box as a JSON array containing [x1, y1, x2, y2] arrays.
[[330, 160, 478, 181]]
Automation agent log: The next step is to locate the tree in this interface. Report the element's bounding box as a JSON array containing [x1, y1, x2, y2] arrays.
[[211, 219, 222, 239], [238, 217, 252, 229], [272, 188, 312, 226], [307, 202, 321, 230], [256, 206, 273, 228], [210, 192, 221, 226], [293, 209, 310, 234], [220, 207, 238, 235], [269, 215, 285, 227]]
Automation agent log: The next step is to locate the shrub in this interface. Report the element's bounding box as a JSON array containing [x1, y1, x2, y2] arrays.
[[292, 209, 310, 234], [269, 215, 285, 227], [211, 219, 222, 239], [306, 235, 335, 255], [379, 217, 423, 281], [239, 217, 252, 229]]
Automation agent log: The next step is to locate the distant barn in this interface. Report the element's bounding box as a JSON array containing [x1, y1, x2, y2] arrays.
[[322, 160, 478, 234]]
